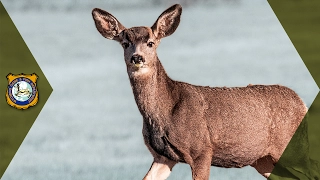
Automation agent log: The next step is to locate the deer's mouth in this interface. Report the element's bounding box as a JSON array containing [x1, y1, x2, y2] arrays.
[[127, 61, 150, 77], [129, 58, 148, 70], [131, 59, 144, 68]]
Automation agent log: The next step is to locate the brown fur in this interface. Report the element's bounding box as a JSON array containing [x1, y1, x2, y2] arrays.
[[92, 4, 307, 180]]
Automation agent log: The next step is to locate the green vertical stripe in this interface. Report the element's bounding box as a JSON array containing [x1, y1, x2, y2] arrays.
[[0, 2, 53, 178], [268, 1, 320, 179]]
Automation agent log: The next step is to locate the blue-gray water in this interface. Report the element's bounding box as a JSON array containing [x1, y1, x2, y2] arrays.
[[2, 0, 318, 179]]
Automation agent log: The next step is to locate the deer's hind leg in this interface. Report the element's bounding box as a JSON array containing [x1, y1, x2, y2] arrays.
[[251, 155, 275, 178]]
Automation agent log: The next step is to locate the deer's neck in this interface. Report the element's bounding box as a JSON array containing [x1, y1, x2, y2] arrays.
[[129, 60, 177, 124]]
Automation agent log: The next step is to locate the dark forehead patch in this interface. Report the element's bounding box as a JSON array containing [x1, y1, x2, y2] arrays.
[[123, 27, 150, 43]]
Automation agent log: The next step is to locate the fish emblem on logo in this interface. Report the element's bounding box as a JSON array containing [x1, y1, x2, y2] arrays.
[[6, 73, 39, 110]]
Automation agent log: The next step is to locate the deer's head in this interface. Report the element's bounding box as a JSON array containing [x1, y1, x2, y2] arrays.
[[92, 4, 182, 77]]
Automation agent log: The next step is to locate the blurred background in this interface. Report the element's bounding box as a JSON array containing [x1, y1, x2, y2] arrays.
[[1, 0, 318, 179], [2, 0, 241, 11]]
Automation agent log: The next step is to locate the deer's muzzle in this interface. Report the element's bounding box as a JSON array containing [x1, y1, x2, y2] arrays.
[[131, 55, 145, 65]]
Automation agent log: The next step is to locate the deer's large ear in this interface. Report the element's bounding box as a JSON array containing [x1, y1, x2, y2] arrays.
[[92, 8, 126, 41], [151, 4, 182, 39]]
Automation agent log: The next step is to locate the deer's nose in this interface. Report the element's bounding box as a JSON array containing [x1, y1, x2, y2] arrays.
[[131, 54, 145, 64]]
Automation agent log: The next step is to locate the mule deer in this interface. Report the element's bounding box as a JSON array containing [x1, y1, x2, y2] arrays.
[[92, 4, 307, 180]]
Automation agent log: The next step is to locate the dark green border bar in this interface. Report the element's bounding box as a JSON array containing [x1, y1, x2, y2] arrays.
[[268, 1, 320, 179], [0, 2, 52, 178]]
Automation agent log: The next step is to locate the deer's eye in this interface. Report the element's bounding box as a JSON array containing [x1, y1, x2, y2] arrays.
[[122, 42, 130, 49], [147, 42, 154, 48]]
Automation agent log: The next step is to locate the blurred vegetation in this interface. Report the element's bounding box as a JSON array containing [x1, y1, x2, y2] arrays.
[[268, 0, 320, 179]]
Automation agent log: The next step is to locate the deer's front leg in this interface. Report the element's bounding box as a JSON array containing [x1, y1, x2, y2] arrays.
[[190, 150, 213, 180], [143, 156, 177, 180]]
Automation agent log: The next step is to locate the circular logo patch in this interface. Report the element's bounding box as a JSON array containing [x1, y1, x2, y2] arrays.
[[6, 73, 39, 110]]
